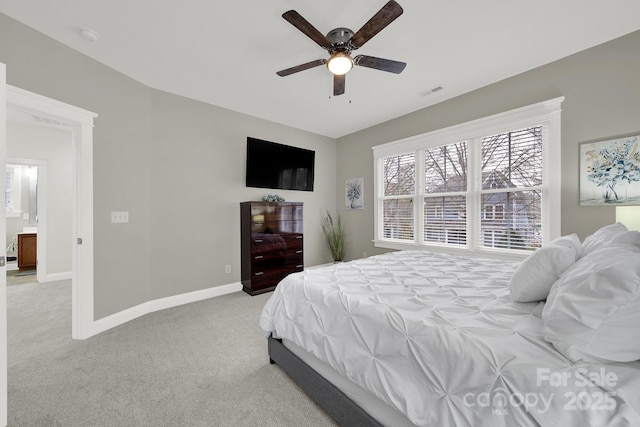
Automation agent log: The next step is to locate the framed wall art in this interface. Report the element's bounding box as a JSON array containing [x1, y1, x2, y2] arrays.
[[345, 177, 364, 210], [579, 134, 640, 206]]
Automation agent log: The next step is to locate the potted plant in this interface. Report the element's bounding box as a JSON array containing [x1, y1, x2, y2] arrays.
[[321, 210, 346, 262]]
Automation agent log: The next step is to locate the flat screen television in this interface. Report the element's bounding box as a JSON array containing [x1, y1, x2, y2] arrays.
[[246, 137, 315, 191]]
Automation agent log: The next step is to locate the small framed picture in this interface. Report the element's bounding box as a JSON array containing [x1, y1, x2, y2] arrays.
[[345, 177, 364, 210], [579, 134, 640, 206]]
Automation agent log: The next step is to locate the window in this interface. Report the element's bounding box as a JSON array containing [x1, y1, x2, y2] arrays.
[[5, 164, 22, 217], [373, 98, 563, 259], [382, 153, 415, 240], [423, 142, 467, 246], [479, 127, 543, 251]]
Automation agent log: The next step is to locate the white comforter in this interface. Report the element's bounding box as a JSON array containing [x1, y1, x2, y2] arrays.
[[259, 250, 640, 427]]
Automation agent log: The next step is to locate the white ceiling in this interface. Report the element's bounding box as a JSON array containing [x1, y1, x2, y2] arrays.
[[2, 1, 640, 138]]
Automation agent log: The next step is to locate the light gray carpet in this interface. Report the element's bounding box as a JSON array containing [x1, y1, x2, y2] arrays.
[[7, 280, 337, 426], [6, 270, 38, 287]]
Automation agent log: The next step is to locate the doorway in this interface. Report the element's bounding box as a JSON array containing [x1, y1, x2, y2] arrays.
[[6, 120, 73, 286], [5, 161, 40, 281], [6, 85, 97, 340]]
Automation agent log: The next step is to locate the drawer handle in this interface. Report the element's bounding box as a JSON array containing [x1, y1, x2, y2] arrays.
[[296, 250, 302, 254], [254, 272, 264, 276], [254, 255, 263, 259], [296, 236, 303, 239], [254, 239, 263, 243], [296, 265, 303, 269]]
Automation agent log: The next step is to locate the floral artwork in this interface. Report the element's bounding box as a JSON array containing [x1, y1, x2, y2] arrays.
[[345, 177, 364, 210], [580, 135, 640, 206]]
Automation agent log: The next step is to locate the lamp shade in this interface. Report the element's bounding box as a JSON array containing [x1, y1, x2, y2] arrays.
[[327, 52, 353, 75], [616, 206, 640, 231]]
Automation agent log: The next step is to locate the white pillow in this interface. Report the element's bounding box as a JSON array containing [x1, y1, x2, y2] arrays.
[[581, 222, 636, 256], [542, 245, 640, 363], [509, 234, 582, 302]]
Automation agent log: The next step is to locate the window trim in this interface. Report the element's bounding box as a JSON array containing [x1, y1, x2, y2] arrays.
[[372, 97, 564, 261]]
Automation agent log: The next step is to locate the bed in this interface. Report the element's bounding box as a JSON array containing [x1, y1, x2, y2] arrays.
[[260, 224, 640, 426]]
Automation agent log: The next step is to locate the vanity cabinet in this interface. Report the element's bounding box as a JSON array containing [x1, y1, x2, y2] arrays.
[[240, 202, 303, 295], [17, 232, 37, 271]]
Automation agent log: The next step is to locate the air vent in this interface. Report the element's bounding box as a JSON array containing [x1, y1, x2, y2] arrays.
[[418, 86, 443, 97]]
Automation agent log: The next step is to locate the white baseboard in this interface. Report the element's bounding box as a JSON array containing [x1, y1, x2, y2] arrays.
[[89, 282, 243, 337]]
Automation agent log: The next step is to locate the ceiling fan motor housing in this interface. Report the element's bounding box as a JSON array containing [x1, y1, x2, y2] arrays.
[[326, 27, 354, 50]]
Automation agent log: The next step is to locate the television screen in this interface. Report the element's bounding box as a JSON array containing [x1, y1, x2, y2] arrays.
[[246, 137, 315, 191]]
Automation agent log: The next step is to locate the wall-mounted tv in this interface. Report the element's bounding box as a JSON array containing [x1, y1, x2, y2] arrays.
[[246, 137, 315, 192]]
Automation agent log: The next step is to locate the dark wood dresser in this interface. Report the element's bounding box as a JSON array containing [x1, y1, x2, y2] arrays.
[[240, 201, 303, 295]]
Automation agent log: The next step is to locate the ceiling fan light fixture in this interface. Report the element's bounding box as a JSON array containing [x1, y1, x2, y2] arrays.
[[327, 52, 353, 75]]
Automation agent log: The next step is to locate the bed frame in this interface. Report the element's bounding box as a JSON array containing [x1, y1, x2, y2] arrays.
[[268, 335, 383, 427]]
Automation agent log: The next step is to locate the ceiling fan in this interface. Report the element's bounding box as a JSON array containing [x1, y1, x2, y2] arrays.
[[276, 1, 407, 96]]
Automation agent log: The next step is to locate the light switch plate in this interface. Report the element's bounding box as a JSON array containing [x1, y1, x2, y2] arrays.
[[111, 211, 129, 223]]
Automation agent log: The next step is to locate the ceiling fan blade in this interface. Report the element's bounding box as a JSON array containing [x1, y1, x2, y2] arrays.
[[350, 1, 403, 49], [354, 55, 406, 74], [277, 59, 327, 77], [334, 74, 346, 96], [282, 10, 332, 49]]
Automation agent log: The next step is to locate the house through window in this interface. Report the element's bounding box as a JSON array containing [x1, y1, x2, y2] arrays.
[[373, 98, 563, 257], [382, 153, 415, 240], [423, 142, 467, 246]]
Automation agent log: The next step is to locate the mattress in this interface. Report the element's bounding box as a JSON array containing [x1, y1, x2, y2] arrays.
[[260, 250, 640, 427]]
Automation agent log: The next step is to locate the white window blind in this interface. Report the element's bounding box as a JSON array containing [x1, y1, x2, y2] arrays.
[[5, 165, 22, 216], [423, 142, 467, 246], [382, 153, 415, 241], [373, 97, 563, 259], [5, 170, 12, 209]]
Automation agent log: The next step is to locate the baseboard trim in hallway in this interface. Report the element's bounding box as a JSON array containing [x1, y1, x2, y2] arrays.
[[90, 282, 243, 337]]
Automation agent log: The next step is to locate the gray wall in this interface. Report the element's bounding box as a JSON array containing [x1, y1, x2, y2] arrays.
[[336, 30, 640, 261], [0, 13, 336, 319]]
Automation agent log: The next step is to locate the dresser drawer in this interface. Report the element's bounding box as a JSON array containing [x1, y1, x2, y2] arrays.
[[283, 234, 303, 250], [251, 221, 302, 235], [249, 266, 301, 290], [248, 271, 280, 291], [250, 204, 303, 221]]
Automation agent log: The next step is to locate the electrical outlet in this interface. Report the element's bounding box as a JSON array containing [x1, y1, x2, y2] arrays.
[[111, 211, 129, 223], [363, 251, 368, 258], [225, 264, 231, 274]]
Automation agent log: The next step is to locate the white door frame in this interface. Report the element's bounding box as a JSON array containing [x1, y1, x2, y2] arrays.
[[1, 61, 9, 427], [6, 85, 97, 340]]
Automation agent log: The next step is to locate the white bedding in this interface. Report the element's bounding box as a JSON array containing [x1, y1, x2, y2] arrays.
[[260, 250, 640, 427]]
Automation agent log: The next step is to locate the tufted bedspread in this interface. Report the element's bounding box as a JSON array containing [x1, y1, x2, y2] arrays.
[[260, 250, 640, 427]]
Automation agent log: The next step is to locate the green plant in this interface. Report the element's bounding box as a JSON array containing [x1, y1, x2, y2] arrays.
[[321, 210, 346, 261]]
